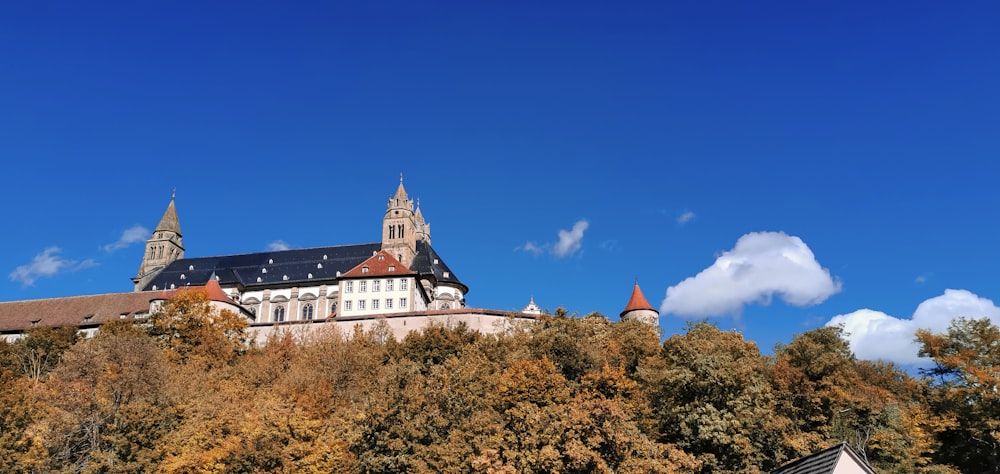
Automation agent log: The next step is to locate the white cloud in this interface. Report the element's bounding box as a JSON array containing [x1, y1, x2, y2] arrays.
[[518, 242, 544, 255], [102, 225, 149, 252], [267, 240, 291, 251], [518, 219, 589, 259], [677, 211, 696, 225], [553, 220, 588, 258], [9, 247, 97, 287], [827, 289, 1000, 365], [915, 275, 927, 283], [660, 231, 841, 317]]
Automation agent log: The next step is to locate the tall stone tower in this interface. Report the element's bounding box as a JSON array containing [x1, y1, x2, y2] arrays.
[[620, 281, 659, 326], [133, 193, 184, 291], [381, 177, 420, 266]]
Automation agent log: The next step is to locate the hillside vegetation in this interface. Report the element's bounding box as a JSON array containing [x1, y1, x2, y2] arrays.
[[1, 288, 996, 473]]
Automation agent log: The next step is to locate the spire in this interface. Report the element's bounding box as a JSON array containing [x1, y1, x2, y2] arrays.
[[155, 192, 182, 236], [393, 173, 408, 202], [622, 281, 655, 314]]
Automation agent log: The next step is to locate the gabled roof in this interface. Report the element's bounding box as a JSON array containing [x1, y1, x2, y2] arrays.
[[0, 292, 158, 333], [340, 250, 414, 278], [620, 282, 656, 317], [771, 443, 876, 474]]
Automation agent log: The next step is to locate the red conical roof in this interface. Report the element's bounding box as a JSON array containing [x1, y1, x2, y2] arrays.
[[620, 282, 656, 317]]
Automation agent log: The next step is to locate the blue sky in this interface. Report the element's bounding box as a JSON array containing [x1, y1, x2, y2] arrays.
[[2, 1, 998, 366]]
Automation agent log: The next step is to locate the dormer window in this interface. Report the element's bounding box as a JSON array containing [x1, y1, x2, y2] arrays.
[[362, 267, 369, 273], [317, 263, 323, 269], [388, 265, 395, 272], [268, 259, 273, 264], [378, 254, 384, 261], [261, 268, 267, 273], [443, 272, 450, 278], [180, 274, 186, 280], [189, 265, 194, 270]]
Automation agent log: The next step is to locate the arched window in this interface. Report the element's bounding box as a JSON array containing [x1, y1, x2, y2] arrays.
[[302, 303, 314, 320], [273, 305, 285, 322]]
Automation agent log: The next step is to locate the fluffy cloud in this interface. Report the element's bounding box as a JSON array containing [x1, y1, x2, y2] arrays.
[[677, 211, 696, 225], [553, 220, 588, 258], [660, 231, 841, 317], [267, 240, 291, 251], [828, 289, 1000, 365], [518, 219, 589, 259], [9, 247, 97, 287], [102, 225, 149, 252]]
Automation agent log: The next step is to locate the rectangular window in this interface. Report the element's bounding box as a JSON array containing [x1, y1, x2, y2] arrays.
[[360, 281, 367, 292], [359, 300, 366, 310], [400, 297, 407, 308], [386, 298, 393, 309], [400, 279, 408, 291], [386, 279, 394, 291], [344, 300, 352, 311], [345, 281, 353, 293], [373, 280, 381, 292], [372, 299, 379, 310]]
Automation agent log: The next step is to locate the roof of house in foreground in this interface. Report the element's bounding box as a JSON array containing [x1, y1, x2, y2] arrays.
[[772, 442, 876, 474]]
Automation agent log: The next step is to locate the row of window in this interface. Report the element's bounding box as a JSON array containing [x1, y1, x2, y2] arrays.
[[344, 278, 408, 294], [266, 302, 340, 322], [343, 298, 407, 312]]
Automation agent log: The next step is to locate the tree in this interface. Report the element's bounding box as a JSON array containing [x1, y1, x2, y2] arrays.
[[41, 320, 171, 472], [639, 322, 792, 473], [12, 326, 79, 381], [146, 288, 248, 367], [917, 317, 1000, 471]]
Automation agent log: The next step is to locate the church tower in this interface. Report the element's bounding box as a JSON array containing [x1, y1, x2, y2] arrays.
[[133, 193, 185, 291], [382, 177, 419, 266], [620, 281, 659, 326]]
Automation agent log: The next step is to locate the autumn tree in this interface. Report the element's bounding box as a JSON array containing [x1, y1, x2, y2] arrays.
[[11, 325, 80, 381], [639, 321, 793, 473], [918, 317, 1000, 472], [41, 320, 171, 472], [146, 288, 248, 367]]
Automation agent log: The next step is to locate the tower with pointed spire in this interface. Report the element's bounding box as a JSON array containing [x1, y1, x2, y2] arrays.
[[381, 175, 430, 265], [132, 192, 185, 291], [620, 281, 659, 326]]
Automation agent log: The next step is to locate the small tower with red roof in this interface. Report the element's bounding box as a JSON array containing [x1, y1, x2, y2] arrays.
[[620, 281, 659, 326]]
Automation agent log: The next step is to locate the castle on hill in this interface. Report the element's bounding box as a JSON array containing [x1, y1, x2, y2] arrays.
[[1, 178, 657, 342]]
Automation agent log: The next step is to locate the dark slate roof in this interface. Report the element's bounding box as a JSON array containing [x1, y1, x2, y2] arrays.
[[142, 241, 467, 293], [0, 292, 158, 333], [413, 240, 468, 293], [771, 443, 875, 474]]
